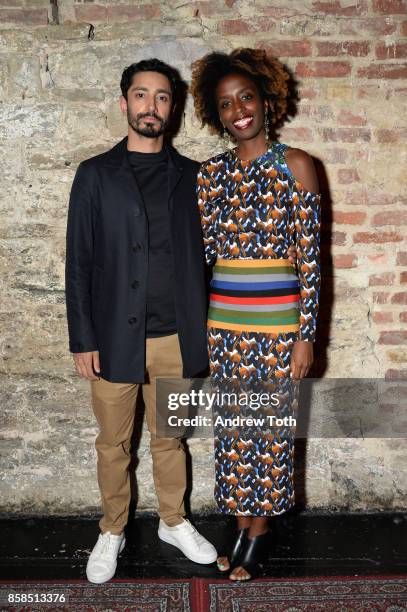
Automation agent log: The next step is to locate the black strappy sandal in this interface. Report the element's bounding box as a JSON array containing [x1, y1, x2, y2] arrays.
[[217, 527, 249, 572], [229, 530, 270, 581]]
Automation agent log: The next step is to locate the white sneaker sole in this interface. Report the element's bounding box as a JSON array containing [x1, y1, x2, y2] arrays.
[[158, 529, 217, 564], [86, 538, 126, 584]]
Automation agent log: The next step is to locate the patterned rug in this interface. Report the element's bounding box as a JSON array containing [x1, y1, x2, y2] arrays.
[[198, 576, 407, 612], [1, 576, 407, 611], [0, 579, 192, 611]]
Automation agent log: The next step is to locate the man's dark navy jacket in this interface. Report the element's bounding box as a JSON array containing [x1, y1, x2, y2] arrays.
[[65, 137, 209, 383]]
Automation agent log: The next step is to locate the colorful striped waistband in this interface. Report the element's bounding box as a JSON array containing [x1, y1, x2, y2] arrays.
[[208, 258, 300, 334]]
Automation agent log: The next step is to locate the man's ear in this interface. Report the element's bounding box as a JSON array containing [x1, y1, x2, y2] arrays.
[[119, 95, 128, 115]]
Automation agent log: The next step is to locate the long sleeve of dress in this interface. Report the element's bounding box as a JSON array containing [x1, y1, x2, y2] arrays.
[[292, 185, 321, 342], [197, 163, 218, 267]]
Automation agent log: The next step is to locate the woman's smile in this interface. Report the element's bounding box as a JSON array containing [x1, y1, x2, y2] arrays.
[[233, 116, 254, 130]]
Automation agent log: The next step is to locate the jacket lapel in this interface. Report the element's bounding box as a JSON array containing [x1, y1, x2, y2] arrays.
[[105, 138, 184, 215], [108, 137, 146, 216], [167, 146, 183, 212]]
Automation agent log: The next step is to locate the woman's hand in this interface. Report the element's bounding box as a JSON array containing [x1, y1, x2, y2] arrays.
[[290, 341, 313, 380], [286, 244, 297, 266]]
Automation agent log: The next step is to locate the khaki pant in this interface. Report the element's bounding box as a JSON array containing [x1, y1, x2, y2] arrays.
[[91, 333, 186, 535]]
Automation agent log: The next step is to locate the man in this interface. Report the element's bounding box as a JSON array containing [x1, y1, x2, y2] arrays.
[[65, 59, 216, 584]]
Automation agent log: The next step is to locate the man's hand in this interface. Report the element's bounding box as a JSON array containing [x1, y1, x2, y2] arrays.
[[290, 341, 313, 381], [73, 351, 100, 381], [286, 244, 297, 266]]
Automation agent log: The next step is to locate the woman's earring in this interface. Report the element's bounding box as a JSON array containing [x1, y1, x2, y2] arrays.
[[264, 109, 270, 143]]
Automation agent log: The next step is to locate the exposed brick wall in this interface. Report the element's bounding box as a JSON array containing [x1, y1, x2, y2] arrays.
[[0, 0, 406, 513]]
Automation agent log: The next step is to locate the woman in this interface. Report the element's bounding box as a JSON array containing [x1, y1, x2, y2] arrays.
[[190, 48, 321, 581]]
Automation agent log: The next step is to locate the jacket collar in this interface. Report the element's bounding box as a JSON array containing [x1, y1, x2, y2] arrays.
[[109, 136, 184, 205], [107, 137, 183, 170]]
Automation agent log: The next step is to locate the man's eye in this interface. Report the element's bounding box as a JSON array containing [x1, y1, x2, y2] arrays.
[[158, 96, 168, 102], [135, 92, 144, 98]]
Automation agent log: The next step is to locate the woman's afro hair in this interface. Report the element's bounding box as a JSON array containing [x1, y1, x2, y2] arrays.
[[190, 47, 290, 137]]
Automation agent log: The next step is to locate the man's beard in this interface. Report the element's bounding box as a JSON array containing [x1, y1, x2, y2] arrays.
[[127, 110, 167, 138]]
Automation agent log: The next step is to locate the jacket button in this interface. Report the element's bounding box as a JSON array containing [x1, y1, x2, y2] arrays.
[[131, 280, 139, 289], [132, 244, 141, 252], [128, 317, 137, 325]]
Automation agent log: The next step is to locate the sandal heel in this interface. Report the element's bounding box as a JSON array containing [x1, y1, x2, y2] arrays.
[[232, 530, 270, 580]]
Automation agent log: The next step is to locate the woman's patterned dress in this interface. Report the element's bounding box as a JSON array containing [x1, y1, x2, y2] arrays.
[[197, 143, 321, 516]]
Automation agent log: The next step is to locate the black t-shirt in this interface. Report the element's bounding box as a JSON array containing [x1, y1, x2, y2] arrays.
[[127, 148, 177, 338]]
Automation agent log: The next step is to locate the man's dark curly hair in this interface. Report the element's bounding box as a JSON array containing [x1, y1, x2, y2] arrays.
[[190, 48, 290, 137], [120, 58, 179, 105]]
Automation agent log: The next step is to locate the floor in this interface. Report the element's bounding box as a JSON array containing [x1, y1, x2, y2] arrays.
[[1, 511, 406, 580]]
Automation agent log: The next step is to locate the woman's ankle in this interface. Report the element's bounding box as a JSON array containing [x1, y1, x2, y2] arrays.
[[237, 516, 252, 530], [248, 518, 269, 538]]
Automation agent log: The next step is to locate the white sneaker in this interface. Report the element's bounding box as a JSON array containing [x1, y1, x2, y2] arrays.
[[158, 519, 217, 564], [86, 531, 125, 584]]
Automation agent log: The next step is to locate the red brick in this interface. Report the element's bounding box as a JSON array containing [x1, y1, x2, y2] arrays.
[[337, 110, 367, 126], [107, 4, 160, 21], [76, 3, 160, 22], [296, 61, 351, 78], [334, 210, 365, 224], [376, 128, 407, 143], [75, 5, 107, 21], [357, 64, 407, 79], [332, 231, 347, 245], [357, 84, 382, 99], [339, 189, 368, 205], [219, 18, 275, 34], [194, 1, 242, 17], [323, 128, 371, 142], [339, 191, 405, 207], [372, 211, 407, 226], [401, 272, 407, 283], [369, 253, 388, 264], [373, 194, 407, 206], [340, 18, 397, 35], [376, 42, 407, 59], [337, 169, 360, 184], [387, 86, 407, 97], [378, 330, 407, 344], [0, 7, 48, 24], [353, 231, 403, 243], [0, 0, 22, 6], [333, 253, 357, 268], [369, 272, 396, 286], [299, 87, 319, 100], [316, 41, 370, 57], [400, 312, 407, 322], [397, 252, 407, 265], [298, 105, 333, 121], [217, 19, 250, 34], [258, 40, 311, 57], [323, 148, 348, 164], [312, 0, 367, 14], [385, 369, 407, 380], [372, 311, 394, 323], [392, 292, 407, 304], [279, 127, 314, 143], [373, 292, 389, 304], [372, 0, 407, 13]]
